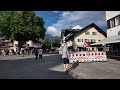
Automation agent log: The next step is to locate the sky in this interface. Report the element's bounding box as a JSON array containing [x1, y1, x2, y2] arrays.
[[35, 11, 107, 37]]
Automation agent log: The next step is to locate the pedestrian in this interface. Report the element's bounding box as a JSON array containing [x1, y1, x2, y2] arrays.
[[38, 48, 43, 61], [62, 42, 70, 73], [35, 48, 38, 60], [21, 48, 24, 57], [2, 49, 5, 56]]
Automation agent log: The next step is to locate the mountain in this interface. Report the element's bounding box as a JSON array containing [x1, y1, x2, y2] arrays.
[[45, 34, 60, 42]]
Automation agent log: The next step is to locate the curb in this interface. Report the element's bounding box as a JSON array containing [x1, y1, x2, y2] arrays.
[[0, 55, 35, 61]]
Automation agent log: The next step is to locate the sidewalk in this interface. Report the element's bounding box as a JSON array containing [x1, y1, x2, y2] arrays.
[[0, 54, 58, 61], [67, 58, 120, 79], [0, 55, 35, 61]]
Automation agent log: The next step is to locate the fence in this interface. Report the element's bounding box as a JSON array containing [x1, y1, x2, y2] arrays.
[[69, 51, 107, 63]]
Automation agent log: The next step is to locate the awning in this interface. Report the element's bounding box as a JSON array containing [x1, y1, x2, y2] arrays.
[[91, 35, 120, 46]]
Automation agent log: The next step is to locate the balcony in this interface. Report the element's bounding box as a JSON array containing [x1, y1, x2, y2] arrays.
[[67, 41, 73, 47]]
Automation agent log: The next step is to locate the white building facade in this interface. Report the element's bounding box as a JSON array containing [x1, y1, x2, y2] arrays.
[[106, 11, 120, 57], [106, 11, 120, 37]]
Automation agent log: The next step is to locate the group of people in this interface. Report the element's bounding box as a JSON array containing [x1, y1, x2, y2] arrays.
[[1, 49, 15, 56], [34, 43, 70, 73]]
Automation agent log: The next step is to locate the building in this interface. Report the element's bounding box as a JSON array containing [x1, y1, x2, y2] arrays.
[[60, 25, 82, 46], [91, 11, 120, 57], [0, 38, 13, 50], [59, 25, 82, 53], [106, 11, 120, 37], [0, 38, 44, 55], [65, 23, 107, 51], [59, 23, 106, 53], [13, 39, 43, 51]]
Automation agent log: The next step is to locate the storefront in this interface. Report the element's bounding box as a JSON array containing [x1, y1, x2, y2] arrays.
[[91, 35, 120, 58]]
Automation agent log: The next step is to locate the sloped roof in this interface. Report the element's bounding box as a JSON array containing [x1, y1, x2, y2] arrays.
[[64, 29, 80, 36], [73, 23, 107, 37], [72, 25, 83, 29]]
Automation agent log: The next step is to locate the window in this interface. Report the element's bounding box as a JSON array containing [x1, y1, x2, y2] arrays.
[[85, 39, 87, 42], [87, 39, 90, 42], [107, 15, 120, 29], [107, 20, 110, 29], [110, 18, 115, 28], [108, 19, 114, 28], [115, 15, 120, 26], [92, 32, 97, 35], [85, 39, 89, 42], [78, 39, 80, 42], [81, 39, 83, 42], [118, 31, 120, 35], [79, 39, 82, 42], [85, 31, 89, 35], [91, 39, 96, 43], [98, 40, 101, 41]]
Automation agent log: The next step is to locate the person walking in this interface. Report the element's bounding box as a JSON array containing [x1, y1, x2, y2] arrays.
[[62, 42, 70, 73], [21, 48, 24, 57], [35, 48, 38, 60], [38, 48, 43, 61]]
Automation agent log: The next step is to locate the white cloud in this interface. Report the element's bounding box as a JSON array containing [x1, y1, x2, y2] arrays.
[[52, 11, 59, 13], [47, 26, 61, 36], [47, 11, 106, 37]]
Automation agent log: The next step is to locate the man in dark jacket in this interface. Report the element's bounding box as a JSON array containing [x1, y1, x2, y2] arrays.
[[35, 48, 38, 60]]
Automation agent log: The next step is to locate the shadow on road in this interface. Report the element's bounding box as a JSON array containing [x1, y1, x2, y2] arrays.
[[0, 54, 75, 79], [67, 61, 79, 72]]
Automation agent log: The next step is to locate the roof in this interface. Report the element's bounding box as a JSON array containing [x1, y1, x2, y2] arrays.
[[72, 25, 83, 29], [64, 29, 80, 36], [91, 35, 120, 46], [73, 23, 107, 37], [65, 34, 74, 41]]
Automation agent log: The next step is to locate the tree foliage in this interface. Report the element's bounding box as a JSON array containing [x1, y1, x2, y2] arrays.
[[52, 39, 60, 47], [0, 11, 46, 53], [44, 37, 51, 49], [0, 11, 46, 41]]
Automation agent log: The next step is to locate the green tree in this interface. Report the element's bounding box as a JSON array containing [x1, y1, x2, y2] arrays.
[[0, 11, 46, 54], [52, 39, 60, 47], [44, 37, 51, 49]]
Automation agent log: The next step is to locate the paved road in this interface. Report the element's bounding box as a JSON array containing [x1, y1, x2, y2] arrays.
[[1, 54, 120, 79], [0, 54, 74, 79], [68, 58, 120, 79]]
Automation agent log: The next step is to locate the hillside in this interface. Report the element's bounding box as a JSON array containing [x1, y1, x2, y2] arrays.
[[45, 34, 60, 42]]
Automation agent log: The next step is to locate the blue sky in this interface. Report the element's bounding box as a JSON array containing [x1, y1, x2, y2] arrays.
[[35, 11, 107, 37]]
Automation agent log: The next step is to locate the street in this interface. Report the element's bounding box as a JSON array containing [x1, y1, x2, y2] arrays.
[[0, 54, 74, 79], [0, 54, 120, 79]]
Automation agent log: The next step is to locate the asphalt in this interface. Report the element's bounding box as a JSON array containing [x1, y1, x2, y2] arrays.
[[0, 54, 120, 79]]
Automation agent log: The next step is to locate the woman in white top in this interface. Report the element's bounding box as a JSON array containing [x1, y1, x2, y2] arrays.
[[62, 42, 70, 72]]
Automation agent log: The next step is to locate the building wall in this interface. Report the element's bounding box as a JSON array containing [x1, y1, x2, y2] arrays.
[[26, 40, 33, 47], [106, 11, 120, 37], [66, 40, 72, 47], [13, 41, 18, 47], [106, 11, 120, 20], [107, 25, 120, 37], [73, 27, 106, 49]]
